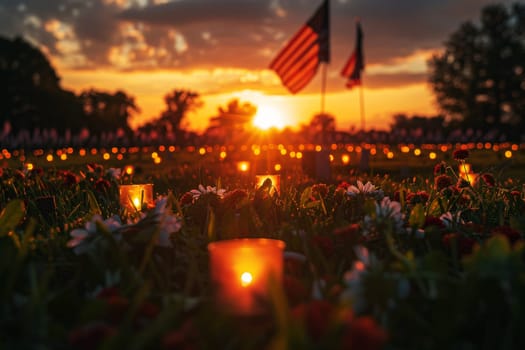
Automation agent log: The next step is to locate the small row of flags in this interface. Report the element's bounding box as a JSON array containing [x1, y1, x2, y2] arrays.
[[269, 0, 364, 94]]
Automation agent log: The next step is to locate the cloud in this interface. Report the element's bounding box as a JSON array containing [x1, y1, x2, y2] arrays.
[[0, 0, 517, 89]]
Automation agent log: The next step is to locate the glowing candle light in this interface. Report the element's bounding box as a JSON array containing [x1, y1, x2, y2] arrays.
[[459, 163, 477, 185], [237, 161, 250, 172], [208, 238, 285, 315], [255, 174, 281, 195], [119, 184, 154, 211]]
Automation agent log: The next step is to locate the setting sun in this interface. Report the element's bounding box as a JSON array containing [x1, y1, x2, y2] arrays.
[[253, 104, 288, 130]]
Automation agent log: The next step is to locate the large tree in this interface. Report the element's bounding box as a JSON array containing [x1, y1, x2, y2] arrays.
[[428, 3, 525, 139], [0, 36, 84, 133], [79, 89, 138, 136], [159, 90, 202, 133], [205, 99, 257, 144]]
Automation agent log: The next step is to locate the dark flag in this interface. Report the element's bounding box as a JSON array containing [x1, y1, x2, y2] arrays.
[[341, 21, 364, 88], [269, 0, 330, 94]]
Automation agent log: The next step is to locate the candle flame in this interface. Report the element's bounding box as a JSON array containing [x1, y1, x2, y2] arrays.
[[240, 272, 253, 287], [132, 197, 141, 210]]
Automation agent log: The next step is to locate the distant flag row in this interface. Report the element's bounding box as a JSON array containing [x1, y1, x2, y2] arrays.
[[269, 0, 364, 94]]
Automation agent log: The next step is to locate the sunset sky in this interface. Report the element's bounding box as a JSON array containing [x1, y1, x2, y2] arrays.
[[0, 0, 514, 132]]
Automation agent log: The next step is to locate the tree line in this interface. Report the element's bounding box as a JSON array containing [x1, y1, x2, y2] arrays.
[[0, 2, 524, 143]]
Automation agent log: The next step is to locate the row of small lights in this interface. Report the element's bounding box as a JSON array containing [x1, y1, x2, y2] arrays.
[[1, 142, 520, 168]]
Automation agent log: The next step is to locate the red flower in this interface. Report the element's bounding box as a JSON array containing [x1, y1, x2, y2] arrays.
[[407, 191, 429, 205], [433, 161, 447, 176], [435, 175, 453, 191], [442, 233, 476, 256], [162, 319, 197, 350], [338, 181, 350, 189], [311, 235, 334, 257], [222, 189, 248, 209], [452, 149, 469, 160], [480, 173, 495, 187], [292, 300, 335, 341], [94, 178, 111, 192], [60, 170, 79, 186], [179, 192, 194, 206], [334, 223, 362, 245], [312, 183, 329, 198], [456, 178, 470, 189], [69, 322, 116, 350], [491, 226, 522, 245], [510, 190, 521, 198], [342, 316, 388, 350]]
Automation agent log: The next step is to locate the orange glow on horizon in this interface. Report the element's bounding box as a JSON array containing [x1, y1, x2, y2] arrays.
[[61, 68, 437, 132]]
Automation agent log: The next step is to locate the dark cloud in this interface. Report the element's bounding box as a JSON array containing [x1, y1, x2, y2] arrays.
[[0, 0, 517, 88], [119, 0, 276, 27]]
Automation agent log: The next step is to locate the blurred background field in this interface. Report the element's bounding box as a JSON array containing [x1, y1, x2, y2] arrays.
[[3, 143, 524, 190]]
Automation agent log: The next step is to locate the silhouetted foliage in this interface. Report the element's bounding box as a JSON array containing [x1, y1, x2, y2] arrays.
[[79, 89, 138, 136], [429, 3, 525, 140], [160, 90, 202, 132], [301, 112, 336, 144], [0, 36, 84, 133], [205, 99, 257, 144], [137, 89, 202, 144]]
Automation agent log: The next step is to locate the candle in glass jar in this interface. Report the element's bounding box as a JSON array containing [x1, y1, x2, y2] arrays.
[[255, 174, 280, 195], [119, 184, 153, 211], [208, 238, 285, 315]]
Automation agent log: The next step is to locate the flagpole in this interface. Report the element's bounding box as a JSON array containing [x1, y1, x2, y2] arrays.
[[359, 77, 365, 131], [320, 63, 327, 115]]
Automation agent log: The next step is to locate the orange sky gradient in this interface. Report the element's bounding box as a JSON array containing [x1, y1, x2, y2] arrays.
[[2, 0, 507, 133], [59, 50, 438, 132]]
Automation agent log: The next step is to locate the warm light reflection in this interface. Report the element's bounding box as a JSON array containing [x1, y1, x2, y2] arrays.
[[119, 184, 154, 211], [237, 161, 250, 172], [124, 165, 134, 175], [256, 174, 281, 195], [208, 238, 285, 315]]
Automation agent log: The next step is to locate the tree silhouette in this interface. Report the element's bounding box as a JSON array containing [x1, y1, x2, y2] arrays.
[[0, 36, 83, 133], [79, 89, 138, 135], [428, 3, 525, 139], [303, 112, 336, 144], [205, 99, 257, 144], [159, 90, 202, 133]]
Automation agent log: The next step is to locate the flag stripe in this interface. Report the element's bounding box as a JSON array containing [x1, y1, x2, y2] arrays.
[[341, 53, 357, 77], [282, 52, 319, 89], [269, 0, 329, 94], [270, 26, 316, 72], [341, 21, 364, 89], [279, 39, 319, 82]]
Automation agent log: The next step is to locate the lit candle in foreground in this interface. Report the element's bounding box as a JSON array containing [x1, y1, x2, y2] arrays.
[[255, 174, 281, 195], [208, 238, 285, 315], [459, 163, 477, 185], [119, 184, 153, 211]]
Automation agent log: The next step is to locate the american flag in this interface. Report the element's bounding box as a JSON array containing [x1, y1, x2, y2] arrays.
[[269, 0, 330, 94], [341, 21, 364, 88]]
